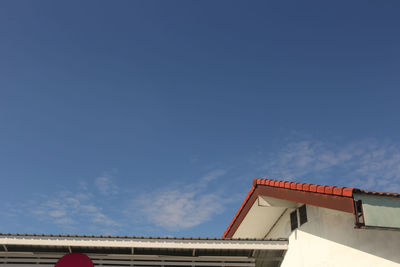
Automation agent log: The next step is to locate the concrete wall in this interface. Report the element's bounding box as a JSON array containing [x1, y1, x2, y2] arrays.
[[267, 205, 400, 267]]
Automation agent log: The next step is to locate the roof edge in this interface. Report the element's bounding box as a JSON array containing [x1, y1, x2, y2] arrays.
[[0, 233, 285, 241]]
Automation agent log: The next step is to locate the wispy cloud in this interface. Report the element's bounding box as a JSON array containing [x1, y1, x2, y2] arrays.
[[263, 140, 354, 177], [2, 172, 123, 234], [31, 190, 120, 230], [95, 172, 119, 196], [201, 169, 227, 183], [132, 169, 231, 231], [3, 169, 234, 234], [262, 139, 400, 192], [135, 190, 225, 230]]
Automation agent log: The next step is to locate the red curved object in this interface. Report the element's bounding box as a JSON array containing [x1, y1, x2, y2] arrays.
[[55, 253, 94, 267]]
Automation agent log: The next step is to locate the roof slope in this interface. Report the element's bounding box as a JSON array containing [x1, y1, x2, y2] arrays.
[[223, 178, 400, 238], [0, 233, 284, 241]]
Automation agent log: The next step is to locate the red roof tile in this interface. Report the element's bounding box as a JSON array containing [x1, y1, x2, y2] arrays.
[[296, 183, 304, 190], [253, 179, 355, 196], [303, 184, 310, 191], [310, 184, 318, 192], [290, 182, 297, 190], [317, 185, 325, 193], [325, 186, 334, 194], [333, 187, 344, 195]]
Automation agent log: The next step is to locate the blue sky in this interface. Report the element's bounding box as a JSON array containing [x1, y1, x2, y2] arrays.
[[1, 0, 400, 237]]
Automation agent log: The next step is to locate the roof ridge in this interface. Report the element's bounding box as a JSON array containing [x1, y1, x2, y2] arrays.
[[253, 178, 354, 197]]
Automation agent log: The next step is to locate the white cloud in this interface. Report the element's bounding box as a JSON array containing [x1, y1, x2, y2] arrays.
[[54, 217, 75, 225], [95, 173, 118, 196], [30, 184, 120, 230], [49, 210, 67, 218], [136, 190, 225, 230], [262, 139, 400, 192], [133, 170, 230, 231], [263, 140, 351, 177], [201, 169, 227, 183], [81, 204, 119, 226], [25, 176, 120, 232], [2, 169, 234, 234]]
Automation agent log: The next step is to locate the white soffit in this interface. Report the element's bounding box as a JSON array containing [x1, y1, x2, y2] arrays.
[[258, 196, 299, 208], [233, 196, 298, 239]]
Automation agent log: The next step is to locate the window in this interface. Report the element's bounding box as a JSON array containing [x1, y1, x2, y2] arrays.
[[290, 210, 298, 231], [299, 205, 307, 225]]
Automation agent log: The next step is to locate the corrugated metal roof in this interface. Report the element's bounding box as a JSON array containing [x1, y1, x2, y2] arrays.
[[0, 233, 285, 241], [0, 233, 288, 267]]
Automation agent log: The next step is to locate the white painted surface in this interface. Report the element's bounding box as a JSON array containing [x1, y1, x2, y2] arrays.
[[265, 208, 293, 239], [279, 206, 400, 267], [258, 196, 298, 208]]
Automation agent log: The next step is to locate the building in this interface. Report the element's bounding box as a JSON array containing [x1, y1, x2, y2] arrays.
[[1, 178, 399, 266], [223, 179, 400, 266]]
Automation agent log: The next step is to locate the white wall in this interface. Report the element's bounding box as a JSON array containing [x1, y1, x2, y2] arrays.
[[277, 205, 400, 267]]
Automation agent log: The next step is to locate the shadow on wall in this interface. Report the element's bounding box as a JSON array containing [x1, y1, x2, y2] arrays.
[[300, 206, 400, 265]]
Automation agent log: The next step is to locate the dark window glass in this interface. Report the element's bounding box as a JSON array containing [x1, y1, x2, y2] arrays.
[[290, 210, 298, 231], [299, 205, 307, 225]]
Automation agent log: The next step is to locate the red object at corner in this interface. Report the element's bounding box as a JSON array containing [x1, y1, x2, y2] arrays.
[[55, 253, 94, 267]]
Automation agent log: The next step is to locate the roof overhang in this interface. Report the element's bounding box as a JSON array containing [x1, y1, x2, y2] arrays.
[[0, 234, 287, 251], [0, 234, 288, 267]]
